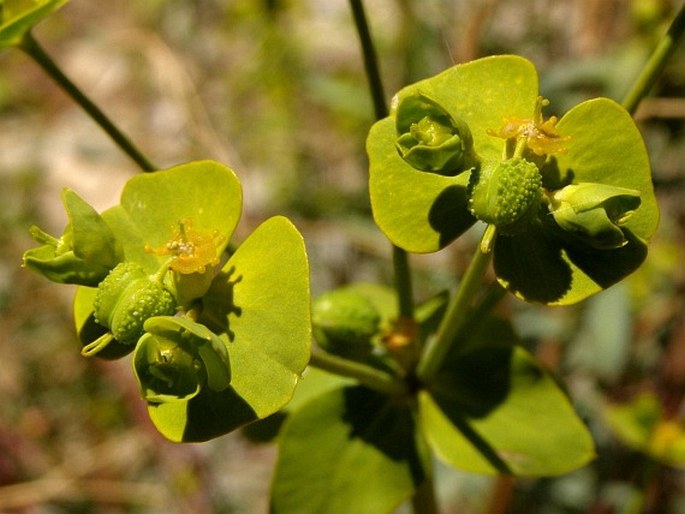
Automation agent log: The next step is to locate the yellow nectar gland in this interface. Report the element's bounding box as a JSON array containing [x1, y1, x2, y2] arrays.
[[488, 97, 571, 156], [146, 220, 225, 274]]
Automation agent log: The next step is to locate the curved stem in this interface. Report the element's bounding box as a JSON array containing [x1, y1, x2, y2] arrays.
[[81, 332, 114, 357], [622, 4, 685, 115], [19, 31, 157, 172], [417, 228, 494, 384], [308, 349, 408, 396]]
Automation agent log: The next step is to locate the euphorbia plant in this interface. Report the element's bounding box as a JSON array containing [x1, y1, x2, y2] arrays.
[[16, 0, 685, 512], [26, 161, 311, 442]]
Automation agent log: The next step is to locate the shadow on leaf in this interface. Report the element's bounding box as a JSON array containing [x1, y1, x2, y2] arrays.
[[342, 387, 425, 484], [198, 266, 243, 340], [78, 313, 133, 360], [563, 229, 648, 288], [151, 385, 258, 443], [428, 183, 476, 249], [494, 223, 573, 304]]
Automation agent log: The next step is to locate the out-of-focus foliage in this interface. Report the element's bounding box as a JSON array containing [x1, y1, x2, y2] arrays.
[[0, 0, 684, 512]]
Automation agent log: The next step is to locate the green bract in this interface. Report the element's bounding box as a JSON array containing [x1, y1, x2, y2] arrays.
[[22, 189, 122, 286], [0, 0, 68, 48], [367, 55, 659, 305], [394, 92, 476, 175], [548, 182, 642, 249]]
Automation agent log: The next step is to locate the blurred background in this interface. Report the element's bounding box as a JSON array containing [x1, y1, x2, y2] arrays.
[[0, 0, 683, 512]]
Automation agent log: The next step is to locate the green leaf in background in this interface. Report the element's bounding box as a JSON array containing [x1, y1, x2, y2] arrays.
[[147, 216, 310, 442], [604, 392, 685, 468], [494, 98, 658, 305], [367, 55, 538, 253], [271, 385, 427, 514], [420, 316, 595, 476], [0, 0, 68, 49]]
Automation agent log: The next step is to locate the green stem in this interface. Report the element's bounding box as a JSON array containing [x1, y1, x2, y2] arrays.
[[349, 0, 388, 119], [622, 4, 685, 115], [19, 31, 157, 172], [411, 475, 439, 514], [308, 349, 408, 396], [349, 0, 416, 320], [417, 229, 494, 383], [393, 244, 415, 319]]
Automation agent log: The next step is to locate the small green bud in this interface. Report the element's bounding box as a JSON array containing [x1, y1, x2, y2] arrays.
[[133, 316, 230, 403], [22, 189, 122, 286], [394, 92, 476, 175], [93, 262, 177, 346], [134, 331, 203, 403], [312, 289, 380, 358], [468, 157, 542, 233], [549, 182, 641, 249]]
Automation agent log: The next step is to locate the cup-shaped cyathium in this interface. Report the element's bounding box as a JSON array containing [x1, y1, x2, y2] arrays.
[[145, 219, 226, 305], [394, 92, 477, 176], [133, 316, 230, 404], [22, 189, 122, 286], [548, 183, 642, 249]]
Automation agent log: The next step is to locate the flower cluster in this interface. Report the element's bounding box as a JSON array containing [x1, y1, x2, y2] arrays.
[[368, 55, 658, 305]]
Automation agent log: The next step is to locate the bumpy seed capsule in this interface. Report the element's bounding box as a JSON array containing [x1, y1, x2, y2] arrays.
[[312, 289, 381, 358], [93, 262, 177, 346], [468, 157, 542, 233]]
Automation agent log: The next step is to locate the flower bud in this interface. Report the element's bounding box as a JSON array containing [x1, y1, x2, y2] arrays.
[[312, 289, 380, 358], [133, 316, 230, 403], [394, 92, 476, 175], [134, 331, 203, 403], [549, 183, 641, 249], [22, 189, 122, 286], [468, 157, 542, 233]]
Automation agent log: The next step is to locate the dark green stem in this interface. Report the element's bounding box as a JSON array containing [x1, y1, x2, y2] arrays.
[[308, 349, 407, 396], [349, 0, 388, 119], [622, 4, 685, 115], [411, 475, 439, 514], [393, 244, 415, 319], [19, 31, 157, 172], [349, 0, 415, 320], [417, 230, 494, 383]]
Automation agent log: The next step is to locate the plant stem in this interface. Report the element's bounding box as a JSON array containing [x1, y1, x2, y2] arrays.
[[622, 4, 685, 115], [19, 31, 157, 172], [308, 349, 408, 396], [411, 475, 439, 514], [393, 244, 415, 319], [417, 230, 494, 383], [349, 0, 416, 320], [349, 0, 388, 120]]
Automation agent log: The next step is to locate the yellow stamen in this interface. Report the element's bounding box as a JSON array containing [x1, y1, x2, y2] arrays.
[[146, 219, 225, 274], [488, 97, 571, 157]]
